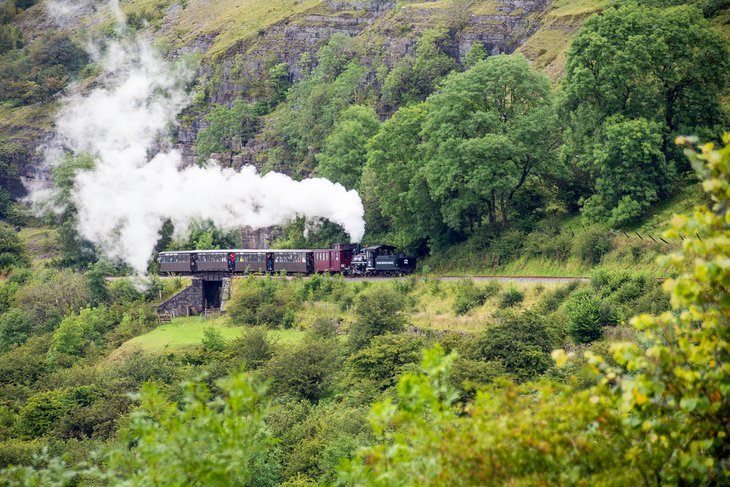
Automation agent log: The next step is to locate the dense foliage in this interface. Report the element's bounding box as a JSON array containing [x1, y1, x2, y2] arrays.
[[0, 132, 726, 483]]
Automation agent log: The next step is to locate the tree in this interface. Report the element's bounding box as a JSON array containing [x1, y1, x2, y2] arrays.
[[195, 99, 258, 160], [581, 117, 676, 226], [0, 223, 29, 271], [363, 104, 450, 252], [562, 3, 730, 222], [0, 308, 31, 352], [316, 105, 380, 189], [422, 54, 561, 232], [279, 34, 367, 161], [382, 28, 457, 109]]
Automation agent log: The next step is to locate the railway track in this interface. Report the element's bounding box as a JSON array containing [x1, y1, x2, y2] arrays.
[[107, 274, 590, 284]]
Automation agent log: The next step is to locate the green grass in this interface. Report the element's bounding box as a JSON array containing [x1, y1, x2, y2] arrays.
[[516, 0, 606, 80], [630, 183, 709, 235], [113, 316, 306, 355], [17, 226, 60, 264], [120, 0, 323, 58], [548, 0, 606, 16]]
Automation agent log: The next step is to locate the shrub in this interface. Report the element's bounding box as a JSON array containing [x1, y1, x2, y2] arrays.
[[14, 269, 87, 331], [227, 277, 299, 328], [0, 223, 29, 272], [348, 333, 424, 390], [15, 386, 101, 439], [498, 287, 524, 309], [475, 311, 556, 382], [201, 327, 226, 352], [565, 289, 604, 344], [453, 279, 487, 315], [309, 317, 339, 339], [227, 327, 275, 370], [267, 401, 369, 483], [349, 287, 407, 350], [0, 308, 31, 352], [487, 230, 526, 266], [523, 231, 574, 261], [227, 283, 263, 326], [572, 225, 613, 265], [0, 335, 50, 386], [449, 358, 506, 400], [535, 280, 581, 314], [265, 337, 341, 402], [48, 306, 113, 360], [0, 439, 45, 469], [257, 302, 285, 328]]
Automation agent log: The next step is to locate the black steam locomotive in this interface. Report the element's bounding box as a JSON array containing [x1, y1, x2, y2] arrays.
[[158, 244, 416, 276]]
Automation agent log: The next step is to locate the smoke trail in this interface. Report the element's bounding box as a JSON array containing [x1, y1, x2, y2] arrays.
[[29, 1, 365, 273]]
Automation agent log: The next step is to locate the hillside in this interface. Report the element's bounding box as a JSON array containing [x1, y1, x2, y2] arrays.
[[0, 0, 603, 195]]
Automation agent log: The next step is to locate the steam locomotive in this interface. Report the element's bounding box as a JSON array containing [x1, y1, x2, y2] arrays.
[[158, 244, 416, 276]]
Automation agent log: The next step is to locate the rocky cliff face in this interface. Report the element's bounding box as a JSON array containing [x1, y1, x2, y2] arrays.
[[1, 0, 566, 196], [175, 0, 554, 168]]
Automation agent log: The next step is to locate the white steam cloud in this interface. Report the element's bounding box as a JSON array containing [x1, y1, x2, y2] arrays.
[[29, 1, 365, 273]]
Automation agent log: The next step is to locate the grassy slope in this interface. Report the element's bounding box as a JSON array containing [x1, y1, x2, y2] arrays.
[[121, 0, 323, 58], [17, 226, 60, 265], [109, 279, 566, 353], [113, 315, 306, 355], [516, 0, 607, 80], [426, 183, 705, 277]]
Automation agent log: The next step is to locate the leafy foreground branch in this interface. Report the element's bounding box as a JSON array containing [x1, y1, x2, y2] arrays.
[[1, 136, 729, 486]]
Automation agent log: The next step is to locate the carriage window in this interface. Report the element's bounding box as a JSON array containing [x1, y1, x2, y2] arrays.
[[238, 253, 262, 263]]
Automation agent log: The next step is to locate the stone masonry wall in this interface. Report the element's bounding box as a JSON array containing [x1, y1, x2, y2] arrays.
[[156, 278, 205, 318]]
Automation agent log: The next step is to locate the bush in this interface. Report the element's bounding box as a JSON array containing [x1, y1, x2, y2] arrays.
[[0, 308, 31, 352], [349, 287, 407, 350], [0, 335, 50, 386], [535, 281, 581, 314], [265, 337, 341, 402], [453, 280, 500, 315], [487, 230, 526, 267], [475, 311, 556, 382], [14, 269, 87, 331], [348, 333, 424, 390], [498, 287, 524, 309], [449, 358, 506, 400], [201, 327, 226, 352], [523, 231, 573, 261], [48, 306, 113, 359], [227, 277, 299, 328], [227, 283, 263, 326], [227, 327, 275, 370], [257, 302, 285, 328], [309, 317, 339, 339], [0, 439, 45, 468], [572, 225, 613, 265], [15, 386, 101, 439], [565, 289, 605, 344], [0, 223, 29, 272]]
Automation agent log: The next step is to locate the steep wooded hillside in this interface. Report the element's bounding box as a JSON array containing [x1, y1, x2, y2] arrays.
[[0, 0, 608, 195]]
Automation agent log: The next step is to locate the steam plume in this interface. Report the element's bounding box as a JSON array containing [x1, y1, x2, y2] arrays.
[[29, 1, 365, 273]]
